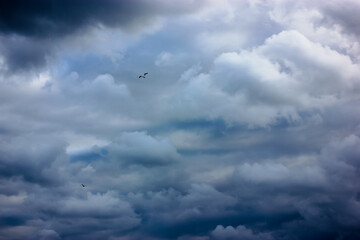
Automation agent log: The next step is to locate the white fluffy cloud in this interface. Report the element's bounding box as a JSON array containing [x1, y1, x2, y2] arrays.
[[164, 29, 360, 126]]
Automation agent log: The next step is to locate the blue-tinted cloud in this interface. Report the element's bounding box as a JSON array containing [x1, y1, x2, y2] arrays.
[[1, 0, 360, 239]]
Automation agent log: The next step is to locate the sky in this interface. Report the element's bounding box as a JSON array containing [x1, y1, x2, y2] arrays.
[[0, 0, 360, 239]]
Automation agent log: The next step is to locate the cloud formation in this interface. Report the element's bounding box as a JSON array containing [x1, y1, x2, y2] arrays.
[[0, 0, 209, 72], [1, 0, 360, 239]]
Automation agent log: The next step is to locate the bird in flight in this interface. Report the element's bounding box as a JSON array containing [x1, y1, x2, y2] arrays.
[[81, 184, 86, 187], [139, 72, 148, 78]]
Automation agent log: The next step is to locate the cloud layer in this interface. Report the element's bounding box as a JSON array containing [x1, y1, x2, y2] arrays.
[[1, 0, 360, 239]]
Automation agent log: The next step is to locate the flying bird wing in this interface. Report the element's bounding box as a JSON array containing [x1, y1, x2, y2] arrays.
[[144, 73, 148, 76]]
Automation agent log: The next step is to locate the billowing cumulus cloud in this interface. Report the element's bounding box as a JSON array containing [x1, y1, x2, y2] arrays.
[[1, 0, 360, 239]]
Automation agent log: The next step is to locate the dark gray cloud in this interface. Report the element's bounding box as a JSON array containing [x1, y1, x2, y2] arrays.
[[0, 36, 52, 72], [2, 132, 359, 239], [0, 0, 140, 37], [320, 0, 360, 37], [0, 134, 67, 185], [0, 0, 209, 72], [0, 0, 208, 37]]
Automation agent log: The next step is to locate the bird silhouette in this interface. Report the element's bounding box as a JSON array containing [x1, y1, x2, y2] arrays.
[[139, 73, 148, 78], [81, 184, 86, 187]]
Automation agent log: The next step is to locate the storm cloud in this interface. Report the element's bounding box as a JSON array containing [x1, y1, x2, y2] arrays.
[[0, 0, 208, 71], [1, 0, 360, 239]]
